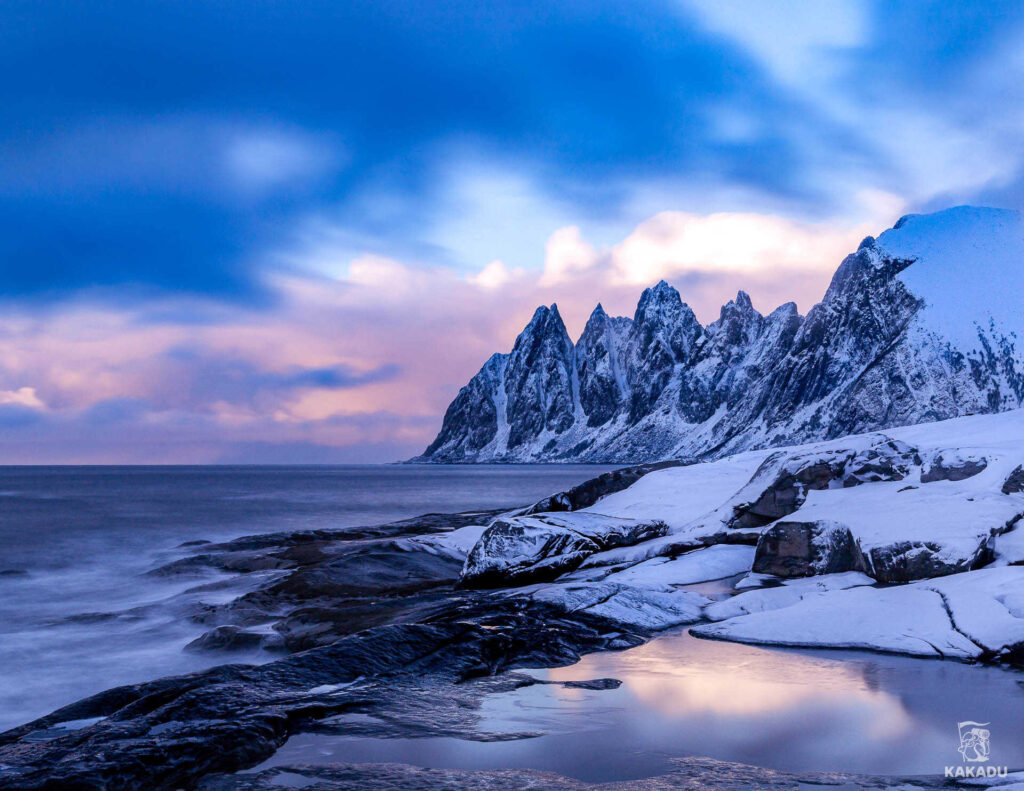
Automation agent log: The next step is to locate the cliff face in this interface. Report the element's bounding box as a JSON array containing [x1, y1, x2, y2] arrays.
[[415, 206, 1024, 463]]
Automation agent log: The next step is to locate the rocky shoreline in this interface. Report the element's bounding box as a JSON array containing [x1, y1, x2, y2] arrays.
[[3, 410, 1024, 789], [0, 508, 659, 790]]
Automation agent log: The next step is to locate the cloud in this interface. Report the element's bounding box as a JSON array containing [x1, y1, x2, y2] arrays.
[[0, 404, 45, 429], [0, 387, 45, 408], [0, 400, 433, 464], [160, 346, 401, 407], [681, 0, 868, 85], [540, 227, 602, 286], [225, 130, 340, 193], [469, 260, 519, 290], [1, 0, 1021, 308], [683, 0, 1024, 207], [0, 0, 862, 302], [604, 201, 903, 286]]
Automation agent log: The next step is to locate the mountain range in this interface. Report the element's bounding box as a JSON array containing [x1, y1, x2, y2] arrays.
[[413, 206, 1024, 463]]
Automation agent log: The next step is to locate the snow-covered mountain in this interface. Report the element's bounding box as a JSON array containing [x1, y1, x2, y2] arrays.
[[415, 206, 1024, 463]]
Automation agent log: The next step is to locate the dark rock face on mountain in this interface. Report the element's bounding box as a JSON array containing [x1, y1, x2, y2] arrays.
[[415, 207, 1024, 463], [575, 304, 631, 428], [504, 305, 577, 451]]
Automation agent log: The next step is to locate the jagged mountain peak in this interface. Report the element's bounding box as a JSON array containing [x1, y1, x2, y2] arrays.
[[632, 280, 701, 350], [635, 279, 687, 317], [715, 290, 759, 323], [581, 302, 630, 337], [515, 303, 570, 348], [417, 205, 1024, 463], [525, 302, 562, 324], [768, 301, 799, 319]]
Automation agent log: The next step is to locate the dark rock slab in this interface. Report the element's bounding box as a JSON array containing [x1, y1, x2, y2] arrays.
[[151, 510, 505, 578], [185, 626, 268, 653], [558, 678, 622, 691], [0, 544, 655, 791]]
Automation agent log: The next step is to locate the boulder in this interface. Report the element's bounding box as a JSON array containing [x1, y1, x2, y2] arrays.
[[1003, 465, 1024, 495], [867, 538, 993, 583], [460, 513, 667, 589], [728, 439, 919, 528], [921, 451, 987, 483], [841, 439, 921, 486], [752, 520, 868, 578], [728, 452, 845, 529]]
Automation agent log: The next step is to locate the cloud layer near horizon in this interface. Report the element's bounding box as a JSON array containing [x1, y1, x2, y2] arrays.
[[1, 1, 1023, 461]]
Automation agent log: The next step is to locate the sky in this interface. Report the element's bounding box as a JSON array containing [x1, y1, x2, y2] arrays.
[[2, 0, 1024, 463]]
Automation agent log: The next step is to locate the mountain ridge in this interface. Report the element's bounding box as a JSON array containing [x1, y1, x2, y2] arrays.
[[414, 205, 1024, 463]]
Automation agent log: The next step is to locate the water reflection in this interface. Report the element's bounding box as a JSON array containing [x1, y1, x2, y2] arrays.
[[260, 631, 1024, 782], [531, 633, 1024, 775]]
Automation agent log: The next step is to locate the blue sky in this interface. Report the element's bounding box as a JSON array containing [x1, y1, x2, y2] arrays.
[[1, 1, 1023, 462]]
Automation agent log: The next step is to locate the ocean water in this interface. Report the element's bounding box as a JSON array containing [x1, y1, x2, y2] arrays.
[[0, 464, 614, 731]]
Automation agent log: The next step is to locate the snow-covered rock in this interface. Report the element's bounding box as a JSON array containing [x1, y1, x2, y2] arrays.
[[923, 567, 1024, 659], [395, 524, 489, 560], [692, 583, 983, 658], [1002, 465, 1024, 495], [459, 407, 1024, 590], [528, 581, 709, 632], [416, 206, 1024, 464], [772, 476, 1022, 582], [726, 438, 919, 529], [460, 512, 667, 588], [704, 572, 875, 621], [596, 545, 756, 589], [694, 567, 1024, 662], [460, 452, 767, 586]]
